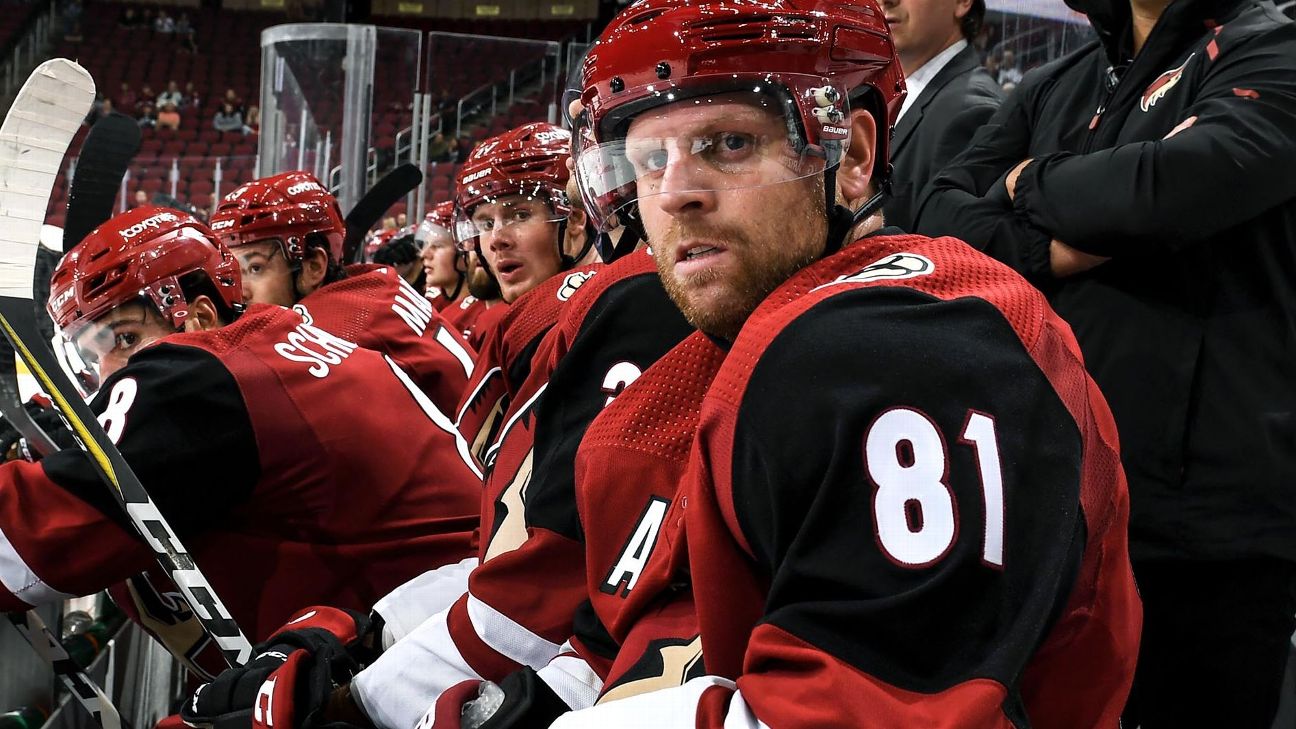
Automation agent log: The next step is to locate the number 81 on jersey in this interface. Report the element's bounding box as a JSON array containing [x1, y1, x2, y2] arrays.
[[866, 408, 1004, 569]]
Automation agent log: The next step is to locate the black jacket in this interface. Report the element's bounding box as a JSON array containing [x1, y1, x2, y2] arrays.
[[915, 0, 1296, 563], [886, 44, 1004, 232]]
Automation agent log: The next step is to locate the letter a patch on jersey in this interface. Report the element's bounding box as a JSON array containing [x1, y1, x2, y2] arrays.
[[601, 497, 670, 598]]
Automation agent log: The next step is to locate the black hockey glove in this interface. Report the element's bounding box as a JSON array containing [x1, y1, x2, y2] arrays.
[[0, 395, 73, 461], [181, 607, 382, 729]]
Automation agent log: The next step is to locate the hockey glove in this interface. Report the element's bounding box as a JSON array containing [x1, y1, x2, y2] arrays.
[[0, 395, 72, 461], [452, 668, 571, 729], [181, 607, 381, 729]]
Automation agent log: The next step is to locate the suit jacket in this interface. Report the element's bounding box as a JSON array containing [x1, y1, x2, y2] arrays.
[[886, 44, 1003, 232]]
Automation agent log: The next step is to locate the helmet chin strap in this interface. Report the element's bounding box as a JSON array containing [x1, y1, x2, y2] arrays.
[[557, 219, 597, 269], [822, 167, 891, 257]]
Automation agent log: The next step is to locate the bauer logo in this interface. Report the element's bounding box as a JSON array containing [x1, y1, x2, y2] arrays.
[[119, 212, 179, 241], [462, 168, 492, 184], [286, 181, 324, 196], [814, 253, 935, 291]]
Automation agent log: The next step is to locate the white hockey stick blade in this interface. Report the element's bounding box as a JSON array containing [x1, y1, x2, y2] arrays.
[[0, 59, 93, 299], [7, 611, 126, 729]]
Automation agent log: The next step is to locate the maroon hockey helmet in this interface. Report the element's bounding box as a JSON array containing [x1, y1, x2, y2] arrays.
[[209, 171, 346, 263], [453, 122, 573, 252], [416, 201, 456, 246], [574, 0, 904, 232], [48, 205, 241, 335]]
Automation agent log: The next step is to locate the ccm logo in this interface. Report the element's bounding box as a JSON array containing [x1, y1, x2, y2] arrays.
[[50, 286, 75, 311]]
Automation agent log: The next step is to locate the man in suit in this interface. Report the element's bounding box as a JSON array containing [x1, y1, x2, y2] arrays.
[[882, 0, 1003, 231]]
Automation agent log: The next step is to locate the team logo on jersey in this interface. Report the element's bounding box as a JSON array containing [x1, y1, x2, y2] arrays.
[[814, 252, 935, 291], [557, 270, 596, 301], [1141, 54, 1194, 113]]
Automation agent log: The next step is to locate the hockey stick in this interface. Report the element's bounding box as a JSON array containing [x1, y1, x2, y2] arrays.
[[0, 59, 125, 729], [0, 60, 255, 668], [342, 162, 424, 263], [6, 611, 126, 729], [63, 112, 141, 253]]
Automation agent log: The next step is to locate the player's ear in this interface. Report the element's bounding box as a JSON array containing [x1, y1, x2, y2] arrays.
[[836, 108, 877, 207], [184, 296, 223, 332], [296, 245, 329, 296], [563, 208, 588, 258]]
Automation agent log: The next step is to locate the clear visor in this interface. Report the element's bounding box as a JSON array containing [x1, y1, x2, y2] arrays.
[[453, 192, 566, 252], [416, 219, 453, 246], [58, 299, 166, 394], [575, 79, 851, 233]]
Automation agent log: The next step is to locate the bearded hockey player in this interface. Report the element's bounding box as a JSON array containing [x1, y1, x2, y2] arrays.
[[0, 206, 480, 677], [209, 172, 476, 418], [538, 0, 1140, 727]]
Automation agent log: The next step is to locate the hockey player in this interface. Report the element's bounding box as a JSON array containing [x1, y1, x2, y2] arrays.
[[0, 206, 481, 675], [419, 202, 469, 311], [210, 172, 475, 418], [373, 227, 425, 291], [443, 251, 506, 350], [451, 122, 598, 468], [181, 136, 694, 729], [537, 1, 1143, 726]]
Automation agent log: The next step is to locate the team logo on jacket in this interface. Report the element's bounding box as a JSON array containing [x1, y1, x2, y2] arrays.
[[1140, 54, 1194, 112], [814, 252, 935, 291]]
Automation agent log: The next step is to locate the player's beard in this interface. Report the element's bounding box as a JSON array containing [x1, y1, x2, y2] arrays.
[[651, 183, 827, 341], [468, 257, 502, 301]]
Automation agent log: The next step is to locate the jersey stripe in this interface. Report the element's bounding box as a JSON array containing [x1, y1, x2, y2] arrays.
[[0, 522, 75, 606], [466, 591, 563, 667]]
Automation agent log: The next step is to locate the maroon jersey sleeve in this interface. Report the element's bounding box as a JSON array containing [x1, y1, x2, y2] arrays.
[[553, 236, 1140, 729], [302, 266, 477, 418], [0, 342, 258, 611]]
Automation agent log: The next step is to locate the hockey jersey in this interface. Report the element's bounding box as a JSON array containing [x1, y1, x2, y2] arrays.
[[573, 331, 726, 702], [0, 304, 481, 670], [426, 289, 460, 313], [352, 252, 693, 729], [455, 266, 600, 474], [551, 232, 1141, 729], [442, 296, 508, 351], [300, 264, 477, 418]]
